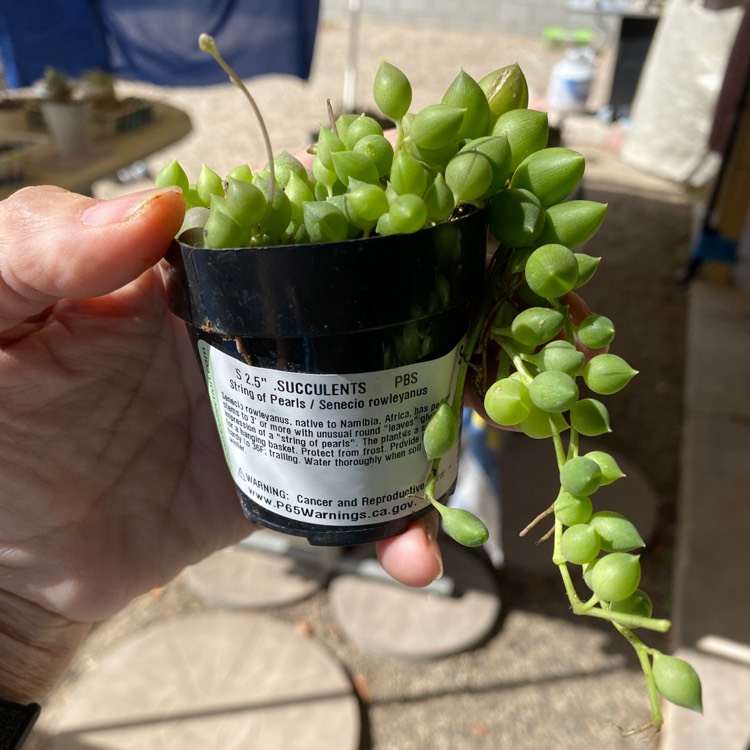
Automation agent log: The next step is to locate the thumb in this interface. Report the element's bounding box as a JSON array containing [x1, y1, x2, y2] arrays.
[[0, 185, 185, 333]]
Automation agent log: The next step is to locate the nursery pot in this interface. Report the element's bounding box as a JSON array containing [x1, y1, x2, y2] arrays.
[[164, 207, 487, 545]]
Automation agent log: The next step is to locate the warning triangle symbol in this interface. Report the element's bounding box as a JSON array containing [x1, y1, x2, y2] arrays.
[[238, 468, 247, 481]]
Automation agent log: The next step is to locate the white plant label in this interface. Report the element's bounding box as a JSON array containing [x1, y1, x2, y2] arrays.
[[199, 340, 462, 527]]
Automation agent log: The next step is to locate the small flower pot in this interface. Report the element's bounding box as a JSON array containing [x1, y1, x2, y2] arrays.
[[40, 100, 91, 157], [164, 207, 487, 545]]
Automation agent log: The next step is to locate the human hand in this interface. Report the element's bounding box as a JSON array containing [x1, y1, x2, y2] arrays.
[[0, 185, 441, 702]]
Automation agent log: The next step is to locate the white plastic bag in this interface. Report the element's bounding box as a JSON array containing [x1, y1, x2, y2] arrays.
[[621, 0, 744, 183]]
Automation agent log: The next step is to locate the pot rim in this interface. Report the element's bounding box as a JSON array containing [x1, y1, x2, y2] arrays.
[[165, 205, 489, 338]]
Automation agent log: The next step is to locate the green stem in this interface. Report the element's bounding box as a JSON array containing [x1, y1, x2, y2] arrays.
[[577, 605, 671, 633], [579, 593, 601, 612], [500, 342, 534, 384], [549, 420, 567, 471], [615, 622, 664, 728], [199, 33, 276, 234], [553, 518, 670, 632], [496, 346, 511, 381], [567, 428, 579, 461], [327, 99, 337, 134], [552, 517, 567, 567], [551, 298, 576, 343], [425, 471, 437, 502], [395, 118, 405, 151]]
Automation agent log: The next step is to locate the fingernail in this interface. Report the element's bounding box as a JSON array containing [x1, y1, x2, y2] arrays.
[[424, 514, 444, 581], [82, 187, 181, 227]]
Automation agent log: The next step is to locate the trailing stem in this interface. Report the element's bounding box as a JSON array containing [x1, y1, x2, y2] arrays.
[[615, 622, 665, 730], [198, 33, 276, 234]]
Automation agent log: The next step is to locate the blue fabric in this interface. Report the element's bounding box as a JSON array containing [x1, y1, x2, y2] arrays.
[[691, 228, 738, 263], [1, 0, 319, 88], [461, 409, 502, 493], [0, 1, 110, 88], [98, 0, 319, 86]]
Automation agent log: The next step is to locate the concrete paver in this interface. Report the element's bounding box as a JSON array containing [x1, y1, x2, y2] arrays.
[[183, 531, 337, 609], [329, 543, 501, 659], [50, 612, 359, 750]]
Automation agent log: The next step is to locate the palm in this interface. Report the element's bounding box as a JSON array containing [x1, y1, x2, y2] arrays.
[[0, 268, 247, 622], [0, 185, 442, 643]]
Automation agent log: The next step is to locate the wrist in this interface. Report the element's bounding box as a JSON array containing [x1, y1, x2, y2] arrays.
[[0, 589, 90, 704]]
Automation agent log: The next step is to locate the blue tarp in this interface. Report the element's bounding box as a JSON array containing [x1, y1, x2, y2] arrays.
[[0, 0, 319, 88]]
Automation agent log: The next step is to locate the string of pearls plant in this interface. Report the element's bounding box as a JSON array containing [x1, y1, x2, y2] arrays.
[[155, 34, 703, 732]]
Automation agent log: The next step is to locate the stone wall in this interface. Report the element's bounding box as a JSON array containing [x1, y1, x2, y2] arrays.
[[320, 0, 618, 40]]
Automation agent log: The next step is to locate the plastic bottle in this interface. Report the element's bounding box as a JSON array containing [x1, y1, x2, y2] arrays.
[[547, 47, 594, 114]]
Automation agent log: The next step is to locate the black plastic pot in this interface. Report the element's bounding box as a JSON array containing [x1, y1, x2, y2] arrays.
[[164, 207, 487, 545]]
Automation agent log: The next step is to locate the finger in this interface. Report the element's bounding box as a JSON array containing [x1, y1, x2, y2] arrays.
[[464, 390, 516, 432], [462, 337, 517, 432], [562, 290, 591, 326], [375, 512, 443, 587], [561, 290, 608, 359], [0, 185, 185, 334]]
